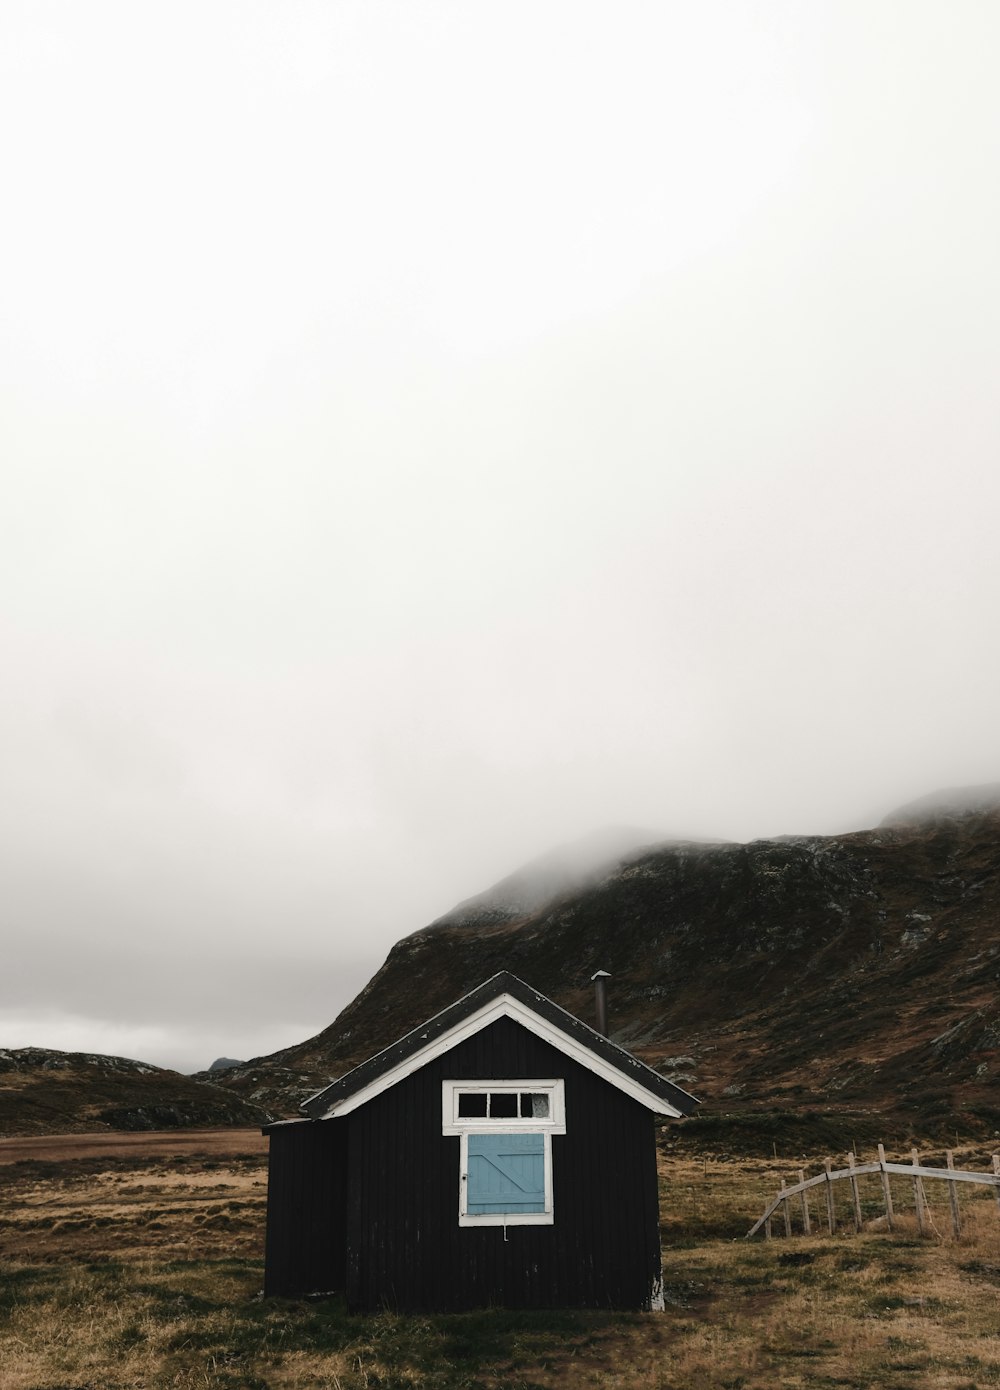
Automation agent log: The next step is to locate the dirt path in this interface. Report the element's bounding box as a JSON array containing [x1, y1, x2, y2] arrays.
[[0, 1127, 268, 1164]]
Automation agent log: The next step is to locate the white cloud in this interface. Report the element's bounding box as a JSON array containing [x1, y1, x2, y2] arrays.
[[2, 1, 999, 1068]]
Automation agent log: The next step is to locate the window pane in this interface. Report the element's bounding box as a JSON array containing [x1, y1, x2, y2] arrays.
[[458, 1092, 488, 1118], [520, 1092, 549, 1119], [489, 1092, 518, 1118]]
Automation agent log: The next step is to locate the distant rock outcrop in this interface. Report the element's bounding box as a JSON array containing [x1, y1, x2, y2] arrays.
[[0, 1047, 270, 1138], [207, 1057, 244, 1072], [209, 792, 1000, 1140]]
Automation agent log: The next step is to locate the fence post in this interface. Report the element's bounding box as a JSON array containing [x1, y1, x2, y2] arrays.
[[946, 1150, 961, 1237], [781, 1179, 792, 1237], [911, 1148, 926, 1236], [847, 1152, 863, 1231], [824, 1158, 836, 1234], [878, 1143, 894, 1232], [799, 1168, 811, 1235], [751, 1152, 1000, 1244]]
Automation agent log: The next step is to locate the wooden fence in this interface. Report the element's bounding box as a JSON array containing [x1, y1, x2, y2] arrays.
[[747, 1145, 1000, 1240]]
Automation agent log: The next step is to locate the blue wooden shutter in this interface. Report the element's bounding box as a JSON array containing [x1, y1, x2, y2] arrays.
[[467, 1132, 546, 1215]]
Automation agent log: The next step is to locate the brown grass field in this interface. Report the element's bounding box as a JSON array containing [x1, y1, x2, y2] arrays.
[[2, 1130, 1000, 1389]]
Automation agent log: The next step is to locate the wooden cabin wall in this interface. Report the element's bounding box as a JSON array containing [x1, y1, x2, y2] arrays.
[[264, 1119, 348, 1297], [344, 1017, 662, 1312]]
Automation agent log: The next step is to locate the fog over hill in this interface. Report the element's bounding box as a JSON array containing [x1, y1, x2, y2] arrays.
[[881, 785, 1000, 827], [8, 786, 1000, 1141], [429, 825, 688, 928], [199, 786, 1000, 1145]]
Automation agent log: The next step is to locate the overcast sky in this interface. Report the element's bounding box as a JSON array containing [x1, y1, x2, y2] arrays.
[[3, 1, 999, 1074]]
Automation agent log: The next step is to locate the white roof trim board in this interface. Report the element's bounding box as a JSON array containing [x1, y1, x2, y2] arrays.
[[309, 991, 690, 1121]]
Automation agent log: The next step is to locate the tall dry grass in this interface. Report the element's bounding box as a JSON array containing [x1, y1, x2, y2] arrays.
[[2, 1143, 1000, 1388]]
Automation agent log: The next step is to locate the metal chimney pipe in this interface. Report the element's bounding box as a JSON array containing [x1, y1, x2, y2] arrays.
[[591, 970, 611, 1037]]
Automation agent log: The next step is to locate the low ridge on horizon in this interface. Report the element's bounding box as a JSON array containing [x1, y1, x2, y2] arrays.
[[0, 1046, 268, 1138]]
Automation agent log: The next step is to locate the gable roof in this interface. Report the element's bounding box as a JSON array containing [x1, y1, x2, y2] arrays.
[[300, 971, 699, 1122]]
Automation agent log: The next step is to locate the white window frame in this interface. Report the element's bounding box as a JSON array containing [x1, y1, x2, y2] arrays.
[[458, 1130, 554, 1226], [441, 1079, 566, 1135], [442, 1079, 566, 1228]]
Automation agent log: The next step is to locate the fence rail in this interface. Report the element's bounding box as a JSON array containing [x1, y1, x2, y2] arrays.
[[747, 1146, 1000, 1240]]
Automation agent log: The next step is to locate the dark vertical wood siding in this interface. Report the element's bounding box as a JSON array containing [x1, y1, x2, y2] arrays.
[[342, 1017, 662, 1312], [264, 1119, 348, 1297]]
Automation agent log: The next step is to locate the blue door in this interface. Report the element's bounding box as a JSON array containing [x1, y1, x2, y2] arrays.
[[467, 1132, 546, 1215]]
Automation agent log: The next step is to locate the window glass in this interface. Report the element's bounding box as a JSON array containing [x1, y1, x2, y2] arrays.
[[520, 1092, 549, 1119], [488, 1091, 518, 1118], [457, 1092, 488, 1118]]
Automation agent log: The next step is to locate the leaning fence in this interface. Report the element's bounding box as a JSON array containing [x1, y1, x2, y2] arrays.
[[747, 1145, 1000, 1240]]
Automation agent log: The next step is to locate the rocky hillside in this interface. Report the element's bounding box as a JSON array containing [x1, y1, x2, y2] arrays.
[[0, 1048, 269, 1138], [211, 789, 1000, 1142]]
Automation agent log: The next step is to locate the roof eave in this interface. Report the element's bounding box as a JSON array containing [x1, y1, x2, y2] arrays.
[[301, 973, 699, 1121]]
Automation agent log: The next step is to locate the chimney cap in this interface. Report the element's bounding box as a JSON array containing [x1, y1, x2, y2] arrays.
[[591, 969, 612, 981]]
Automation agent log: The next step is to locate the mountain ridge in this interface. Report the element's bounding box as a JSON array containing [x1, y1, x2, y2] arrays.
[[8, 785, 1000, 1141], [207, 787, 1000, 1139]]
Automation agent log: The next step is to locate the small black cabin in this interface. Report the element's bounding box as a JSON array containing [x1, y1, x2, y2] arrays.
[[263, 972, 697, 1311]]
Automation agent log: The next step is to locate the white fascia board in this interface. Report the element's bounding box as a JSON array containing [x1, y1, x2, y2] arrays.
[[316, 993, 684, 1120]]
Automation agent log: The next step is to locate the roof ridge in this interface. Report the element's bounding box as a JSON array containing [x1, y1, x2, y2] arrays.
[[296, 973, 698, 1123]]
